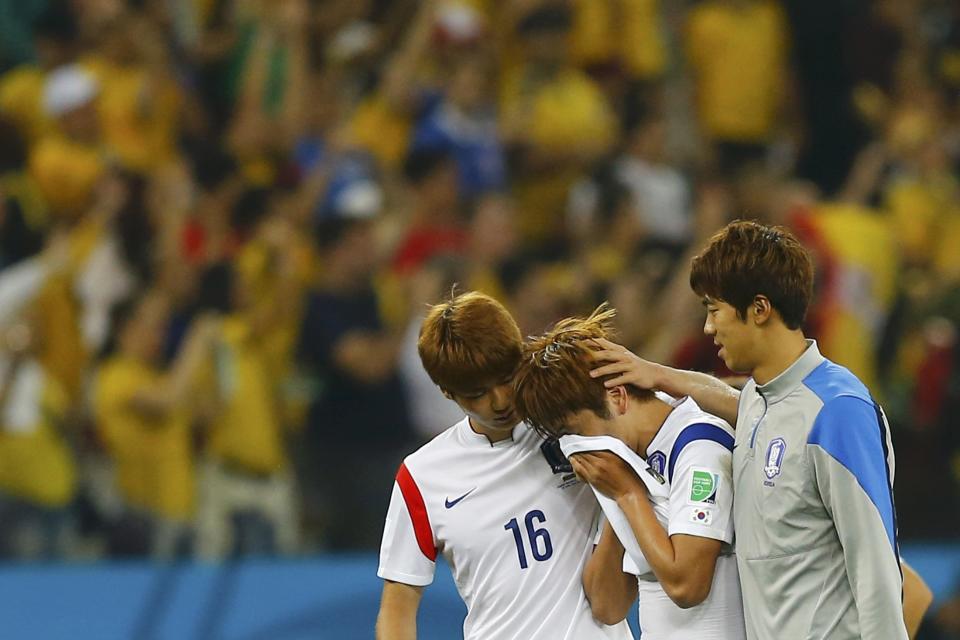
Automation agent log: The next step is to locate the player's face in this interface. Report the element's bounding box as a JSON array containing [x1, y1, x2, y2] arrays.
[[450, 376, 518, 434], [702, 297, 757, 374]]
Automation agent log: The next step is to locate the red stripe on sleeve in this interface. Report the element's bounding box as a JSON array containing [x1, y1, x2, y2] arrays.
[[395, 463, 437, 562]]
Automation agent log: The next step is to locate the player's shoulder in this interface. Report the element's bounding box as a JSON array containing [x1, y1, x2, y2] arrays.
[[665, 396, 734, 439], [802, 359, 873, 407], [645, 397, 733, 483], [807, 394, 884, 450], [403, 419, 468, 468], [801, 360, 880, 441]]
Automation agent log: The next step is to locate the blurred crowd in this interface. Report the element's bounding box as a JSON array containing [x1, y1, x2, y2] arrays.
[[0, 0, 958, 576]]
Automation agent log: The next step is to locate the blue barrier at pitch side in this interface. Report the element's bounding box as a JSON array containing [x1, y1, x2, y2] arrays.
[[0, 544, 956, 639]]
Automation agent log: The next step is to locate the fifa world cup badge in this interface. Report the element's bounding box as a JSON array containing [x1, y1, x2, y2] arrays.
[[763, 437, 786, 486]]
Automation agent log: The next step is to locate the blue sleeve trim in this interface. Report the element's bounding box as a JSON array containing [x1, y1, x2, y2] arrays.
[[807, 396, 897, 552], [802, 360, 871, 404], [668, 423, 735, 483]]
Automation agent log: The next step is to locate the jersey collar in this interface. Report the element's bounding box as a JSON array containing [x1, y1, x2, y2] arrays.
[[755, 339, 825, 405], [646, 395, 694, 456], [456, 418, 527, 448]]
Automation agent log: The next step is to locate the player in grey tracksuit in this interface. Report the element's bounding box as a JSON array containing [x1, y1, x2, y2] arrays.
[[589, 221, 912, 639], [734, 340, 904, 640]]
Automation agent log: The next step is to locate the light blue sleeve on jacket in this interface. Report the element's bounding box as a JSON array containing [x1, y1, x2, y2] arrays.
[[808, 395, 907, 640]]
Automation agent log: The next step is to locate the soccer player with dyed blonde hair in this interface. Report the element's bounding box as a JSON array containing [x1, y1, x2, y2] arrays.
[[376, 291, 631, 640], [514, 305, 746, 639]]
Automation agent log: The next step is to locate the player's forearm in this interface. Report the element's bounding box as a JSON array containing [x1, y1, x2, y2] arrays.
[[616, 491, 705, 609], [375, 614, 416, 640], [902, 561, 933, 639], [655, 365, 740, 426], [376, 582, 422, 640], [582, 524, 636, 625]]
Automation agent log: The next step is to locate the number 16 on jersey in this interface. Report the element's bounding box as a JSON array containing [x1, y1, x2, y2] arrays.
[[504, 510, 553, 569]]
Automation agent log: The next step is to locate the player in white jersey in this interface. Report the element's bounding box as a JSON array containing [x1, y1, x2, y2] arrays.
[[376, 292, 632, 640], [513, 306, 746, 640]]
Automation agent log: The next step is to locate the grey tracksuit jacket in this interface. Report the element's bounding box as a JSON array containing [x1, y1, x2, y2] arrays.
[[733, 341, 907, 640]]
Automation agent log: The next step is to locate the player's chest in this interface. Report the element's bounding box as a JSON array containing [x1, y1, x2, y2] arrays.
[[426, 454, 590, 560], [734, 399, 812, 488], [732, 400, 826, 547]]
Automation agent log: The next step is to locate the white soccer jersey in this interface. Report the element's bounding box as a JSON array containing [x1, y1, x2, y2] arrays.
[[561, 396, 745, 640], [378, 418, 633, 640]]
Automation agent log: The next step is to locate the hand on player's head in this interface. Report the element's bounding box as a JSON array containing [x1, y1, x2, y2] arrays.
[[588, 338, 659, 391]]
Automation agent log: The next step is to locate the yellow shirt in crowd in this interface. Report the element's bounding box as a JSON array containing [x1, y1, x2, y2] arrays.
[[811, 202, 898, 394], [84, 57, 182, 173], [94, 357, 195, 521], [501, 67, 616, 242], [685, 0, 788, 143], [35, 276, 88, 403], [884, 172, 960, 276], [28, 135, 105, 217], [0, 363, 74, 507], [571, 0, 667, 79], [349, 92, 414, 172], [0, 65, 52, 142], [206, 316, 286, 475]]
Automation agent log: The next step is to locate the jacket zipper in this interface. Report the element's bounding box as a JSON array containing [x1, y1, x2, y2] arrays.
[[749, 392, 769, 449]]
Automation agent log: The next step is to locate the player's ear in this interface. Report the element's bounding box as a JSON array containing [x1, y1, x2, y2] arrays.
[[751, 294, 773, 325], [607, 385, 629, 416]]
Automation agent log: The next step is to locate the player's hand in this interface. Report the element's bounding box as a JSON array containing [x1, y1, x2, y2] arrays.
[[570, 452, 646, 502], [588, 338, 663, 391]]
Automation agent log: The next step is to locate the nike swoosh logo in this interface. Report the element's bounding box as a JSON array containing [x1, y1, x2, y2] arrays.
[[444, 487, 477, 509]]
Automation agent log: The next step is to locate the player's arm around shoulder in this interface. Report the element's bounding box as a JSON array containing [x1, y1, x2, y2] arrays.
[[376, 581, 424, 640], [582, 520, 638, 624]]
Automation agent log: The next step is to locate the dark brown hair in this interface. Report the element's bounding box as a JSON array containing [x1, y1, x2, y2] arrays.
[[689, 220, 814, 330], [418, 291, 523, 395], [514, 304, 652, 439]]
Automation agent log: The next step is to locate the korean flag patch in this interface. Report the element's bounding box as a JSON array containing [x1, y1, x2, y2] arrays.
[[690, 507, 714, 525]]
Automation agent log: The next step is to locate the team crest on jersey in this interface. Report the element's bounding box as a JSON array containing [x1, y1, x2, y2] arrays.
[[648, 451, 666, 476], [764, 437, 786, 483]]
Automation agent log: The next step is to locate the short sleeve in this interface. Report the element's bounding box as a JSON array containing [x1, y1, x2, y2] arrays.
[[378, 467, 437, 587], [667, 439, 734, 543]]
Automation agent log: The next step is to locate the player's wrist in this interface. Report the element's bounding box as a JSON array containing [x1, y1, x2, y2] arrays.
[[658, 364, 694, 397], [613, 483, 645, 507]]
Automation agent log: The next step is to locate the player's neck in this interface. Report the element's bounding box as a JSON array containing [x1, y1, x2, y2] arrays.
[[625, 399, 675, 457], [752, 329, 809, 386], [468, 417, 515, 444]]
